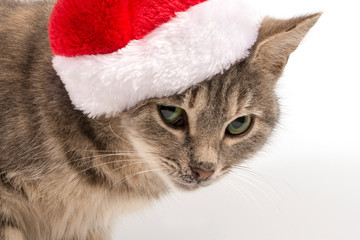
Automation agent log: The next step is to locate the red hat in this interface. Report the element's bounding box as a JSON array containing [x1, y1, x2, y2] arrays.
[[49, 0, 260, 117]]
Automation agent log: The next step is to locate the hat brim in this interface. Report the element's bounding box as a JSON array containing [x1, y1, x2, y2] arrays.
[[53, 0, 261, 117]]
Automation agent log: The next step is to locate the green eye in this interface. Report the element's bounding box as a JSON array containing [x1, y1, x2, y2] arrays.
[[158, 105, 185, 127], [227, 115, 252, 135]]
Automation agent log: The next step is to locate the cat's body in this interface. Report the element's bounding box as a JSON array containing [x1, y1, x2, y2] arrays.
[[0, 0, 320, 239], [0, 1, 161, 239]]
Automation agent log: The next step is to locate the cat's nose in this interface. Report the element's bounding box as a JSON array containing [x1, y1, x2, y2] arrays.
[[191, 167, 214, 181]]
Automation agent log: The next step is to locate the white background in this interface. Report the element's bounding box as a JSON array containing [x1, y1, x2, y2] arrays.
[[113, 0, 360, 239]]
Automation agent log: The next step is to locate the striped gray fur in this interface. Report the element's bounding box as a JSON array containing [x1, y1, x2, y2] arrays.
[[0, 1, 320, 239]]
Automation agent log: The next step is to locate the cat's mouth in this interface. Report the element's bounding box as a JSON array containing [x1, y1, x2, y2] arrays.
[[159, 157, 217, 191], [173, 180, 199, 191], [171, 176, 214, 191]]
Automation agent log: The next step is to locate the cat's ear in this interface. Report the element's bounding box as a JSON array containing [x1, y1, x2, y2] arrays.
[[248, 13, 321, 79]]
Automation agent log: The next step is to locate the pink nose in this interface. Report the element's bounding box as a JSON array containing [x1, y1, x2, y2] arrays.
[[191, 167, 214, 181]]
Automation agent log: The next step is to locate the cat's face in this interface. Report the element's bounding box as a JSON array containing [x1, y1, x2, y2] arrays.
[[105, 13, 320, 192], [121, 61, 279, 190]]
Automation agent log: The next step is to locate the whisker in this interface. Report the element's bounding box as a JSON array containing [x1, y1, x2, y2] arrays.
[[112, 168, 164, 188], [108, 121, 132, 145], [225, 178, 263, 208], [82, 150, 137, 153], [231, 166, 302, 238], [233, 165, 295, 200], [80, 159, 144, 173], [230, 173, 281, 211], [231, 167, 283, 201], [68, 153, 140, 165], [111, 162, 146, 172]]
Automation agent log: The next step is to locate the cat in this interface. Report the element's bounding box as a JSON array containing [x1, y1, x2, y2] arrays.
[[0, 0, 320, 239]]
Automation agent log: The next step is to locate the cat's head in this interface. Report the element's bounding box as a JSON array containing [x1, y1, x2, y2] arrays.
[[115, 14, 321, 191]]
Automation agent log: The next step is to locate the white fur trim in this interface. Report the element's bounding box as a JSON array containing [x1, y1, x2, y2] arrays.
[[53, 0, 261, 117]]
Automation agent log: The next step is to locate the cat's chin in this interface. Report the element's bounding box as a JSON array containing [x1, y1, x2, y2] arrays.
[[173, 181, 199, 191], [172, 179, 213, 191]]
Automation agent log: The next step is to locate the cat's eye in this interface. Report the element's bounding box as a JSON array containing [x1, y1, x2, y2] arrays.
[[158, 105, 185, 127], [226, 115, 252, 135]]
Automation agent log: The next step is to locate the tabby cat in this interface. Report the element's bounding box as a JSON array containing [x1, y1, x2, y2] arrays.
[[0, 0, 320, 239]]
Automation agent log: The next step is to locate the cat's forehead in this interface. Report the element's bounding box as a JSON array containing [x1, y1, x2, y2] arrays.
[[182, 64, 254, 113], [143, 62, 266, 123]]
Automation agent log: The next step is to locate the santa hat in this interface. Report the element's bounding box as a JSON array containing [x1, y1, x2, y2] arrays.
[[49, 0, 261, 117]]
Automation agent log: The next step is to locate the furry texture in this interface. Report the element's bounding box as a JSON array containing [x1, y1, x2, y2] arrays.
[[49, 0, 208, 56], [0, 0, 320, 239], [52, 0, 261, 117]]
